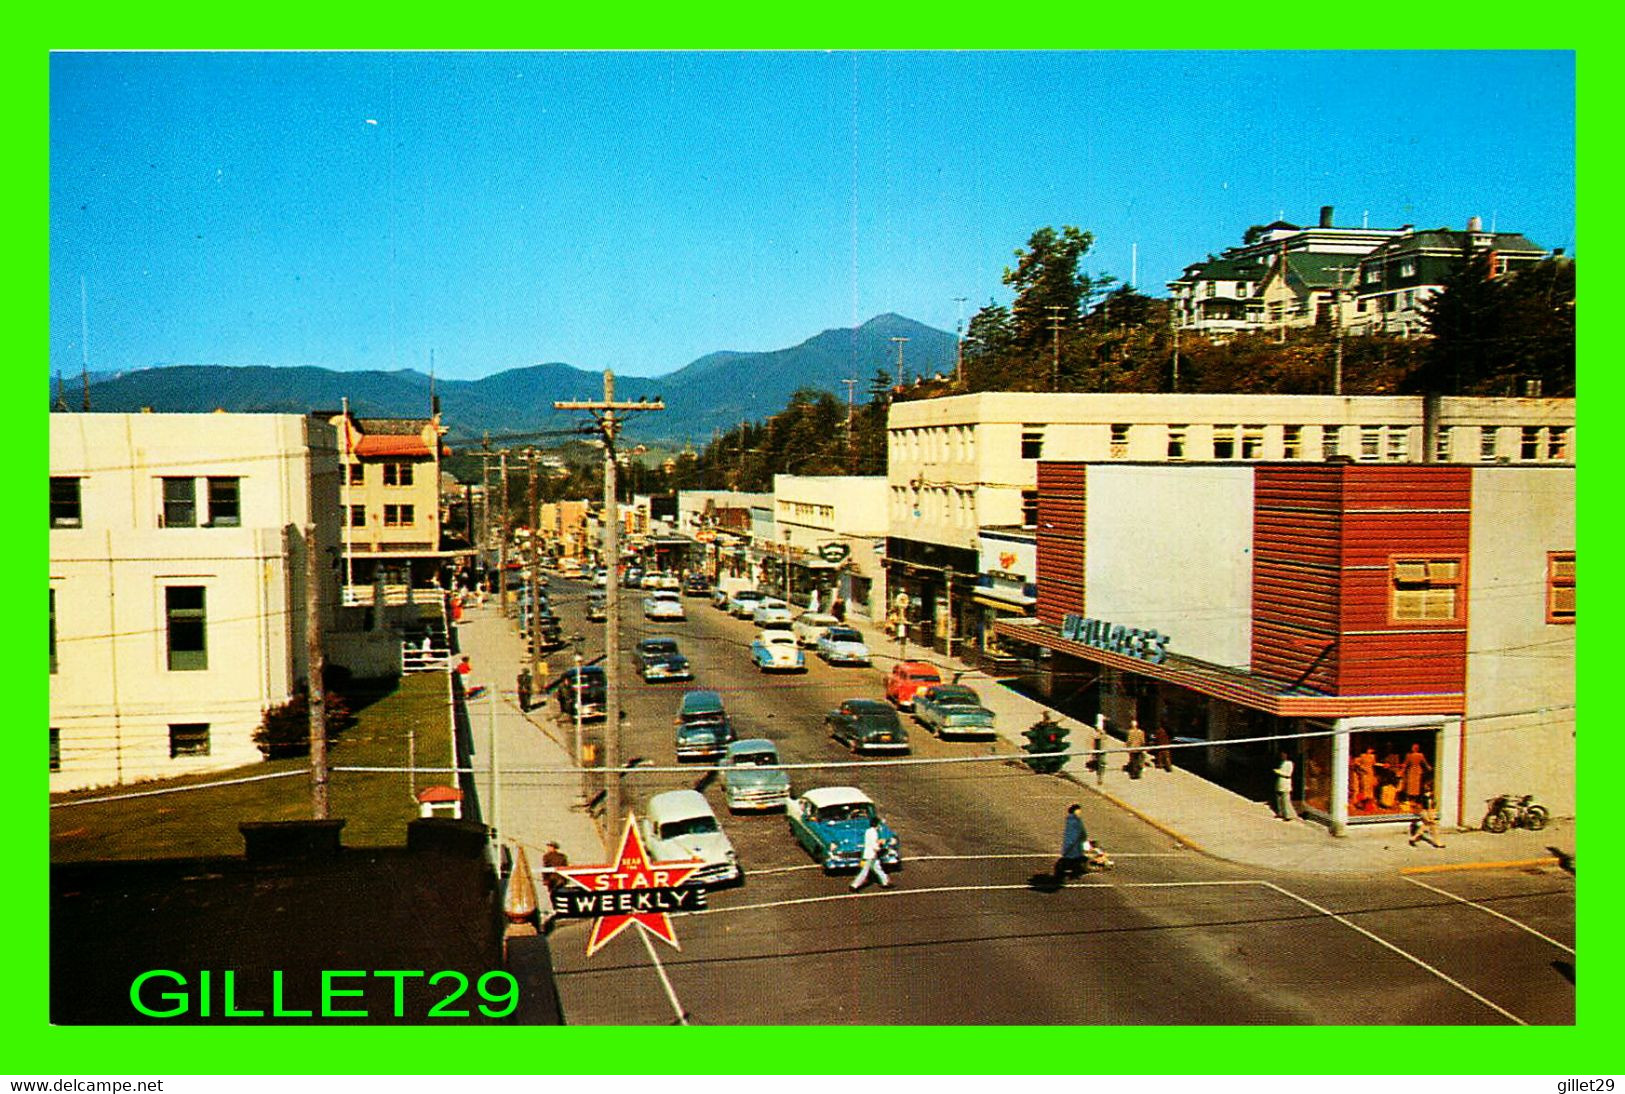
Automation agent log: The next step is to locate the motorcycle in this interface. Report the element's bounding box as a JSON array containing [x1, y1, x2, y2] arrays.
[[1481, 793, 1549, 833]]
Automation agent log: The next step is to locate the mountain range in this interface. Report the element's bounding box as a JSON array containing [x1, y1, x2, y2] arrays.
[[62, 314, 958, 445]]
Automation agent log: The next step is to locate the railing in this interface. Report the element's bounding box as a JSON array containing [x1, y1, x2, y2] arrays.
[[403, 644, 452, 673], [344, 584, 423, 607]]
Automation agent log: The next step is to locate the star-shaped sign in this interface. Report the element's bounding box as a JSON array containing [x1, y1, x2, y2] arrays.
[[554, 812, 704, 956]]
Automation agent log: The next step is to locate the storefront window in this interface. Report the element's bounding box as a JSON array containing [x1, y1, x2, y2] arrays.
[[1347, 728, 1438, 821], [1299, 721, 1335, 816]]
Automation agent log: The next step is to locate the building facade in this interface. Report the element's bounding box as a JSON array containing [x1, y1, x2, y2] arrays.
[[50, 413, 342, 792], [772, 475, 889, 619], [331, 414, 452, 596]]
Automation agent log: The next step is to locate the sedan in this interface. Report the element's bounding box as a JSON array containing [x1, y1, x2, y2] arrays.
[[643, 591, 687, 622], [791, 612, 839, 648], [751, 598, 792, 628], [633, 637, 693, 682], [683, 573, 712, 598], [913, 684, 996, 739], [750, 630, 806, 673], [816, 626, 871, 666], [728, 589, 766, 618], [720, 738, 792, 813], [786, 787, 901, 873], [826, 698, 909, 754], [585, 593, 607, 622]]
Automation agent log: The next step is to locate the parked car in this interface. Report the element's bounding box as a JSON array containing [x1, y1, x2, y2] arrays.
[[593, 568, 608, 588], [683, 573, 712, 598], [727, 589, 766, 618], [674, 689, 735, 761], [634, 637, 692, 682], [751, 598, 793, 628], [644, 572, 682, 591], [720, 738, 792, 813], [750, 630, 806, 673], [826, 698, 909, 754], [885, 661, 944, 710], [711, 587, 734, 611], [623, 566, 644, 588], [639, 790, 741, 887], [558, 664, 607, 721], [585, 592, 607, 621], [643, 590, 687, 622], [912, 684, 996, 739], [816, 625, 871, 666], [786, 787, 901, 873], [791, 612, 840, 648]]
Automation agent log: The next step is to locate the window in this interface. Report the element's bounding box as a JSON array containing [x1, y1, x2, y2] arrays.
[[1364, 266, 1381, 284], [1359, 426, 1382, 462], [1167, 425, 1187, 461], [1205, 282, 1216, 298], [50, 728, 60, 772], [1521, 426, 1542, 461], [1391, 558, 1464, 623], [50, 477, 82, 528], [1321, 426, 1342, 461], [1547, 427, 1570, 461], [1385, 426, 1409, 462], [165, 586, 208, 671], [384, 504, 415, 527], [349, 504, 366, 528], [1020, 427, 1044, 460], [1480, 426, 1499, 462], [1213, 425, 1237, 460], [383, 461, 415, 486], [1433, 425, 1450, 463], [1021, 490, 1039, 529], [169, 723, 211, 758], [162, 477, 197, 527], [1241, 425, 1265, 459], [1283, 426, 1302, 460], [1400, 260, 1416, 278], [206, 477, 241, 527], [49, 588, 58, 674], [1547, 552, 1575, 623], [1110, 424, 1130, 458], [348, 463, 365, 485]]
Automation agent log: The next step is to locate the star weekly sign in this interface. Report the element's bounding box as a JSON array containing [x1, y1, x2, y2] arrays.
[[551, 812, 709, 956]]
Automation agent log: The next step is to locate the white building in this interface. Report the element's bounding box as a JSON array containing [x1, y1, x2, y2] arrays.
[[49, 413, 342, 792], [772, 475, 889, 619]]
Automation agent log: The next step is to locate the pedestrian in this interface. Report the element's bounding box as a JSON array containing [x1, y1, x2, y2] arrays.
[[831, 597, 847, 623], [1408, 793, 1445, 848], [849, 816, 891, 892], [1272, 750, 1297, 822], [1400, 743, 1432, 803], [1153, 725, 1173, 771], [1125, 718, 1147, 779], [540, 840, 569, 894], [454, 655, 472, 678], [517, 666, 533, 712], [1053, 803, 1089, 882]]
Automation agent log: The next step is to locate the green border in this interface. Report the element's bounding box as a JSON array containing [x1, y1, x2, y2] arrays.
[[18, 28, 1607, 1077]]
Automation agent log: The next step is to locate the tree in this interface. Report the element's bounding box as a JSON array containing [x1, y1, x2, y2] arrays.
[[1003, 225, 1099, 350]]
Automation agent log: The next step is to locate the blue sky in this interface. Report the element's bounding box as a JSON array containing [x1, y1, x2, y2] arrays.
[[49, 51, 1575, 381]]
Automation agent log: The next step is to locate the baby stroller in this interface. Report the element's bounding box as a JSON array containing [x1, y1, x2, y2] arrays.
[[1083, 841, 1115, 871]]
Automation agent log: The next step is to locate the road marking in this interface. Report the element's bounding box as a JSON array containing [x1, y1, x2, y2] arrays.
[[741, 852, 1186, 878], [638, 924, 690, 1025], [696, 877, 1259, 917], [1401, 875, 1575, 956], [1258, 881, 1527, 1026]]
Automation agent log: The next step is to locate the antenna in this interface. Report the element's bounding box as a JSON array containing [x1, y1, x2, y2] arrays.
[[79, 276, 91, 411]]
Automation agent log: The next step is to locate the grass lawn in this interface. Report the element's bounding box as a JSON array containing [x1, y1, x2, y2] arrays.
[[50, 672, 456, 862]]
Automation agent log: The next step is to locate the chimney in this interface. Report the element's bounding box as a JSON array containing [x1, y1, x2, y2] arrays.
[[1468, 215, 1483, 233], [1319, 205, 1334, 228]]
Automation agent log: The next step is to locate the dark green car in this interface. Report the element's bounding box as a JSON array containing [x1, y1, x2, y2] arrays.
[[825, 698, 910, 755]]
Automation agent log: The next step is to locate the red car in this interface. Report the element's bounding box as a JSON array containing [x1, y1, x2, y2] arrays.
[[885, 661, 943, 710]]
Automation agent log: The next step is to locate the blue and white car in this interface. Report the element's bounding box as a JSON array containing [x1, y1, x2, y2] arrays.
[[750, 630, 806, 673], [786, 787, 901, 874], [816, 626, 871, 666]]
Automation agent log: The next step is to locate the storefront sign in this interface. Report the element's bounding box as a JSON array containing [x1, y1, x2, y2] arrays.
[[550, 812, 706, 956], [1061, 613, 1171, 665], [817, 541, 850, 564]]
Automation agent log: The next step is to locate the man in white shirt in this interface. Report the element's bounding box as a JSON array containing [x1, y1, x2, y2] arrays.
[[850, 818, 891, 892], [1273, 750, 1297, 822]]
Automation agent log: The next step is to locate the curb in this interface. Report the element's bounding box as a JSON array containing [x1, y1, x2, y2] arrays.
[[1398, 856, 1560, 875], [1085, 783, 1210, 858]]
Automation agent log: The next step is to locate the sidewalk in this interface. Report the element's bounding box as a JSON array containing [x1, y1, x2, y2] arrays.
[[452, 598, 605, 877], [841, 614, 1574, 876]]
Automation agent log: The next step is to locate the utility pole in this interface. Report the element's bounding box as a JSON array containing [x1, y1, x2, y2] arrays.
[[890, 336, 909, 386], [498, 451, 510, 615], [954, 296, 968, 387], [841, 377, 858, 473], [1046, 305, 1067, 390], [1169, 302, 1181, 393], [943, 565, 954, 658], [1327, 263, 1356, 396], [555, 371, 664, 837], [527, 449, 542, 685], [80, 276, 92, 411], [479, 435, 492, 584], [305, 523, 328, 819]]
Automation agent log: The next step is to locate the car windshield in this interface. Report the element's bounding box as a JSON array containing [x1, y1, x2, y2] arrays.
[[660, 816, 719, 838], [825, 628, 862, 642], [733, 750, 778, 766], [856, 712, 898, 731], [642, 640, 678, 655], [909, 671, 941, 682], [932, 688, 978, 704], [818, 803, 876, 824]]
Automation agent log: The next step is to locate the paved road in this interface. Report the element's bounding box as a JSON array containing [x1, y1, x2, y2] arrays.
[[532, 577, 1575, 1026]]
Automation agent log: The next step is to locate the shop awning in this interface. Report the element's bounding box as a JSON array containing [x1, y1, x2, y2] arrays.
[[972, 586, 1036, 611], [992, 618, 1464, 720]]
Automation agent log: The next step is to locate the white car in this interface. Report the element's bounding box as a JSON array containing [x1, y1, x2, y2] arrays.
[[750, 629, 806, 673], [638, 790, 741, 887], [644, 572, 681, 591], [728, 589, 766, 618], [792, 612, 840, 648], [752, 598, 793, 629], [643, 590, 687, 621], [816, 625, 871, 666]]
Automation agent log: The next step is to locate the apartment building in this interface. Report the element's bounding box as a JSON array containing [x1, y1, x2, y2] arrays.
[[49, 413, 342, 792], [772, 475, 889, 619], [331, 414, 451, 594]]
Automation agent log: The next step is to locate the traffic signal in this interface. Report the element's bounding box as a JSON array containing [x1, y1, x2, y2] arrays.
[[1022, 718, 1070, 774]]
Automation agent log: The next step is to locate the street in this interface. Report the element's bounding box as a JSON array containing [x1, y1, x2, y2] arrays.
[[528, 577, 1575, 1026]]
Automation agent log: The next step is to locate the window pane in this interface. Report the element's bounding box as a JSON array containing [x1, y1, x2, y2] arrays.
[[1393, 561, 1428, 583], [169, 723, 211, 758], [207, 477, 240, 527], [50, 477, 82, 528], [163, 478, 197, 527], [166, 586, 207, 671]]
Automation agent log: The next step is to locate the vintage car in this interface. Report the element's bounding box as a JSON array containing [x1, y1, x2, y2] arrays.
[[786, 786, 901, 873], [623, 566, 644, 588], [593, 568, 609, 588], [727, 589, 767, 618], [643, 572, 681, 591], [638, 789, 742, 887], [884, 661, 944, 710], [674, 689, 736, 760], [791, 611, 839, 647], [719, 738, 792, 812], [633, 637, 693, 682], [912, 684, 996, 739], [750, 630, 806, 673], [751, 598, 794, 629], [815, 625, 871, 666], [585, 592, 608, 621], [557, 664, 607, 721], [643, 590, 687, 622], [826, 698, 910, 754], [683, 573, 712, 597]]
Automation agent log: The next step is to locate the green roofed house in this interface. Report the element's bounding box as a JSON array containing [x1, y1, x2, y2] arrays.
[[1255, 250, 1365, 333], [1350, 217, 1550, 338], [1165, 254, 1271, 335]]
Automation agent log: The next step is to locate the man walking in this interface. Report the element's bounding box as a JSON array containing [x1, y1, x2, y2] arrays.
[[1126, 718, 1147, 779], [849, 817, 891, 892], [1272, 750, 1297, 822], [1054, 803, 1089, 883], [517, 666, 533, 712]]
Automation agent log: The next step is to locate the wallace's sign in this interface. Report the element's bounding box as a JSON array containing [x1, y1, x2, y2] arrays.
[[1061, 614, 1171, 665]]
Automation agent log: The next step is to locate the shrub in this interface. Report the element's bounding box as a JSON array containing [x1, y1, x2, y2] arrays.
[[254, 687, 358, 760]]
